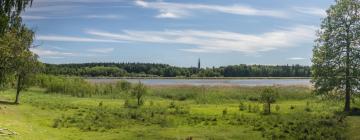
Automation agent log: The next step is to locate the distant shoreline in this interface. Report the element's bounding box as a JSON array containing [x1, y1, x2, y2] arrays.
[[84, 77, 311, 80]]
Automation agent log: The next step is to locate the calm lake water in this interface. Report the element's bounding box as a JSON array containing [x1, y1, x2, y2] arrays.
[[86, 78, 311, 86]]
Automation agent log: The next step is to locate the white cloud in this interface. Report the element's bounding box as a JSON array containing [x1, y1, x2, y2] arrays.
[[85, 15, 121, 19], [36, 35, 123, 43], [21, 14, 122, 20], [35, 0, 125, 3], [88, 48, 115, 53], [135, 0, 287, 19], [156, 12, 181, 19], [288, 57, 306, 60], [30, 48, 73, 57], [293, 7, 326, 17], [86, 25, 316, 53], [22, 15, 48, 20]]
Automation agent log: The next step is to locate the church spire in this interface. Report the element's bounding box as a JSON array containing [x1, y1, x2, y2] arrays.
[[198, 58, 201, 69]]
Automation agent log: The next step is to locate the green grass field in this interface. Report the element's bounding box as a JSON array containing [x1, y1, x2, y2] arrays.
[[0, 86, 359, 140]]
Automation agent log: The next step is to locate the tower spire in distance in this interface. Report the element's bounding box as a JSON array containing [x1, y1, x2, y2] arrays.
[[198, 58, 201, 69]]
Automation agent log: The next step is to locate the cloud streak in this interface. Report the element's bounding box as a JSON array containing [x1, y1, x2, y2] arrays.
[[85, 15, 121, 19], [36, 35, 123, 43], [135, 0, 288, 19], [293, 7, 326, 17], [85, 25, 316, 53], [30, 48, 73, 57], [88, 48, 115, 53], [22, 14, 122, 20], [288, 57, 306, 60]]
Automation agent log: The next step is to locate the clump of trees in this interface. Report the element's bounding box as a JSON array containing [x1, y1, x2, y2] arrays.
[[312, 0, 360, 112], [0, 0, 39, 104]]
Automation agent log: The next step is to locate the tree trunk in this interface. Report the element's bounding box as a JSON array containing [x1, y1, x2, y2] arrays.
[[344, 32, 351, 112], [14, 75, 22, 104], [137, 97, 140, 106]]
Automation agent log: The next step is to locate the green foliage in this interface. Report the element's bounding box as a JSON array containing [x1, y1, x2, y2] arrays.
[[252, 104, 260, 113], [35, 75, 133, 98], [312, 0, 360, 111], [259, 87, 278, 114], [229, 113, 346, 140], [0, 0, 33, 34], [290, 105, 295, 110], [305, 101, 312, 112], [43, 63, 311, 77], [239, 101, 246, 111], [222, 108, 227, 116], [115, 80, 131, 92], [0, 86, 353, 139], [131, 82, 147, 106], [150, 85, 311, 104], [275, 105, 280, 112], [248, 104, 252, 113], [0, 5, 39, 103]]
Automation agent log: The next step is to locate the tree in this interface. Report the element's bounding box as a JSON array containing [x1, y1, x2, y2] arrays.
[[14, 55, 40, 104], [131, 82, 147, 106], [0, 0, 33, 35], [0, 17, 39, 104], [0, 0, 33, 89], [259, 87, 277, 114], [312, 0, 360, 112]]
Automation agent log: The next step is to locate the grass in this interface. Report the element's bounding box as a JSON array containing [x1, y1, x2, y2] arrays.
[[0, 86, 359, 140]]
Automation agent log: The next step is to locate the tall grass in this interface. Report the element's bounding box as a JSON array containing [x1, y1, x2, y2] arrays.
[[35, 75, 313, 104], [149, 85, 313, 104], [35, 74, 131, 97]]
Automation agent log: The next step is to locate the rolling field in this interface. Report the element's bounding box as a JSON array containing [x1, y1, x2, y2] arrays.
[[0, 86, 359, 140]]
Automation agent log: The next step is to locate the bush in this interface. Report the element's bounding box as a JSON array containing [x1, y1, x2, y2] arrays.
[[290, 105, 295, 110], [248, 104, 252, 113], [239, 102, 246, 111], [275, 105, 280, 112], [115, 80, 131, 92], [259, 87, 278, 114], [222, 108, 228, 116], [253, 104, 260, 113], [131, 82, 147, 106]]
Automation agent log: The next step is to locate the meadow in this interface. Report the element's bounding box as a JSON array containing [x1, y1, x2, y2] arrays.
[[0, 75, 359, 140]]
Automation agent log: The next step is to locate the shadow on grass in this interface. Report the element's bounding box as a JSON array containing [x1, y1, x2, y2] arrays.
[[0, 100, 17, 105], [349, 108, 360, 116]]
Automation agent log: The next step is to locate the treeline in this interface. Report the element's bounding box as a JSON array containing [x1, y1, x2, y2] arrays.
[[43, 63, 311, 77]]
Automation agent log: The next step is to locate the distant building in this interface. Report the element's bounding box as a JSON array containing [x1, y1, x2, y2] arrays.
[[198, 58, 201, 69]]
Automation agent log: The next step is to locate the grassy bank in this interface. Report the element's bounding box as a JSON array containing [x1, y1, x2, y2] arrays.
[[0, 85, 359, 140]]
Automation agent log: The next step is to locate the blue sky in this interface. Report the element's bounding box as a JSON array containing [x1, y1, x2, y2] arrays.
[[23, 0, 334, 67]]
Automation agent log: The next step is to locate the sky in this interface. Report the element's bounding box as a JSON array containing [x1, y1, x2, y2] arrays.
[[23, 0, 334, 67]]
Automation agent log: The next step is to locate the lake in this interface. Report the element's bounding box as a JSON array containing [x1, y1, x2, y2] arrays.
[[86, 78, 311, 86]]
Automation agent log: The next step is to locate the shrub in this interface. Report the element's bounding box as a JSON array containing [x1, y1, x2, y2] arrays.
[[169, 101, 176, 108], [253, 104, 260, 113], [305, 101, 312, 112], [248, 104, 252, 113], [131, 82, 147, 106], [259, 87, 278, 114], [239, 102, 246, 111], [222, 108, 228, 116], [115, 80, 131, 92], [290, 105, 295, 110], [275, 105, 280, 112]]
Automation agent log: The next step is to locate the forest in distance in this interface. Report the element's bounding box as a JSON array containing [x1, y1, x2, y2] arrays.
[[43, 63, 311, 78]]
